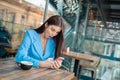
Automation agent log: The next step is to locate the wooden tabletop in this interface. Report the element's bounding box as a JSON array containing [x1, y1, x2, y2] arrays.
[[0, 58, 75, 80], [63, 51, 99, 62]]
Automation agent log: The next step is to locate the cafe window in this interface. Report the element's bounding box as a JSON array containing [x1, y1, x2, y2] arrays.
[[8, 12, 15, 23], [0, 9, 4, 20], [21, 15, 25, 25]]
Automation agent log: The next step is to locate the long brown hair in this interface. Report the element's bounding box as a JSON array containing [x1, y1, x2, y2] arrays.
[[35, 15, 65, 59]]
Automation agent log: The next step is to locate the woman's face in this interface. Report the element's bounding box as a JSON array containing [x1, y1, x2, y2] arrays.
[[44, 25, 62, 38]]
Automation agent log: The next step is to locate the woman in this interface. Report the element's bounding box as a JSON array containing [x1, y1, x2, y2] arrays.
[[15, 15, 69, 69]]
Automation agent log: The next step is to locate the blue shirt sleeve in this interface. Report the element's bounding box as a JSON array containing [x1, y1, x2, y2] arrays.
[[15, 30, 40, 68]]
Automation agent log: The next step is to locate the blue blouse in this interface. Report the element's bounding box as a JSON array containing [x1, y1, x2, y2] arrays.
[[15, 30, 56, 68]]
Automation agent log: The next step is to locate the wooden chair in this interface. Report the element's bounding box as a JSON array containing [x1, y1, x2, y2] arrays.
[[4, 32, 23, 57], [4, 47, 17, 57], [5, 34, 20, 57], [79, 54, 101, 80]]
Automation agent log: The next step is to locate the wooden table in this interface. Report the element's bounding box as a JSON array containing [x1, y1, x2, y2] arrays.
[[63, 51, 100, 78], [0, 58, 76, 80]]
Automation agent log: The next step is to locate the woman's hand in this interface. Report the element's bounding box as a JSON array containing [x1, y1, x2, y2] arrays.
[[51, 58, 63, 69], [39, 58, 54, 68]]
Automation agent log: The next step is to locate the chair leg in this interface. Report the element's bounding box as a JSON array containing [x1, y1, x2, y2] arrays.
[[91, 70, 96, 80], [93, 70, 97, 80], [91, 71, 94, 78], [1, 52, 9, 58], [78, 65, 82, 79]]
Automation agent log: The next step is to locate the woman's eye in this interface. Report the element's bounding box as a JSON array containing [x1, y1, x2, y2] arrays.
[[51, 28, 55, 31], [56, 32, 59, 34]]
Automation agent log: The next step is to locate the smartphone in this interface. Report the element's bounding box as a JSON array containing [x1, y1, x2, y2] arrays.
[[58, 57, 64, 60]]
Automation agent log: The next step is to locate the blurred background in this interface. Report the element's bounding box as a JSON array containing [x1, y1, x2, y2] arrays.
[[0, 0, 120, 80]]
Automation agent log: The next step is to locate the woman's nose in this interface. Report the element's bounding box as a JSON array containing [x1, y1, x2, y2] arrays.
[[50, 33, 54, 37], [51, 32, 55, 37]]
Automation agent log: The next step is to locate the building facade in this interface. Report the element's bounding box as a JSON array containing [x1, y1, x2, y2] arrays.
[[0, 0, 54, 52]]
